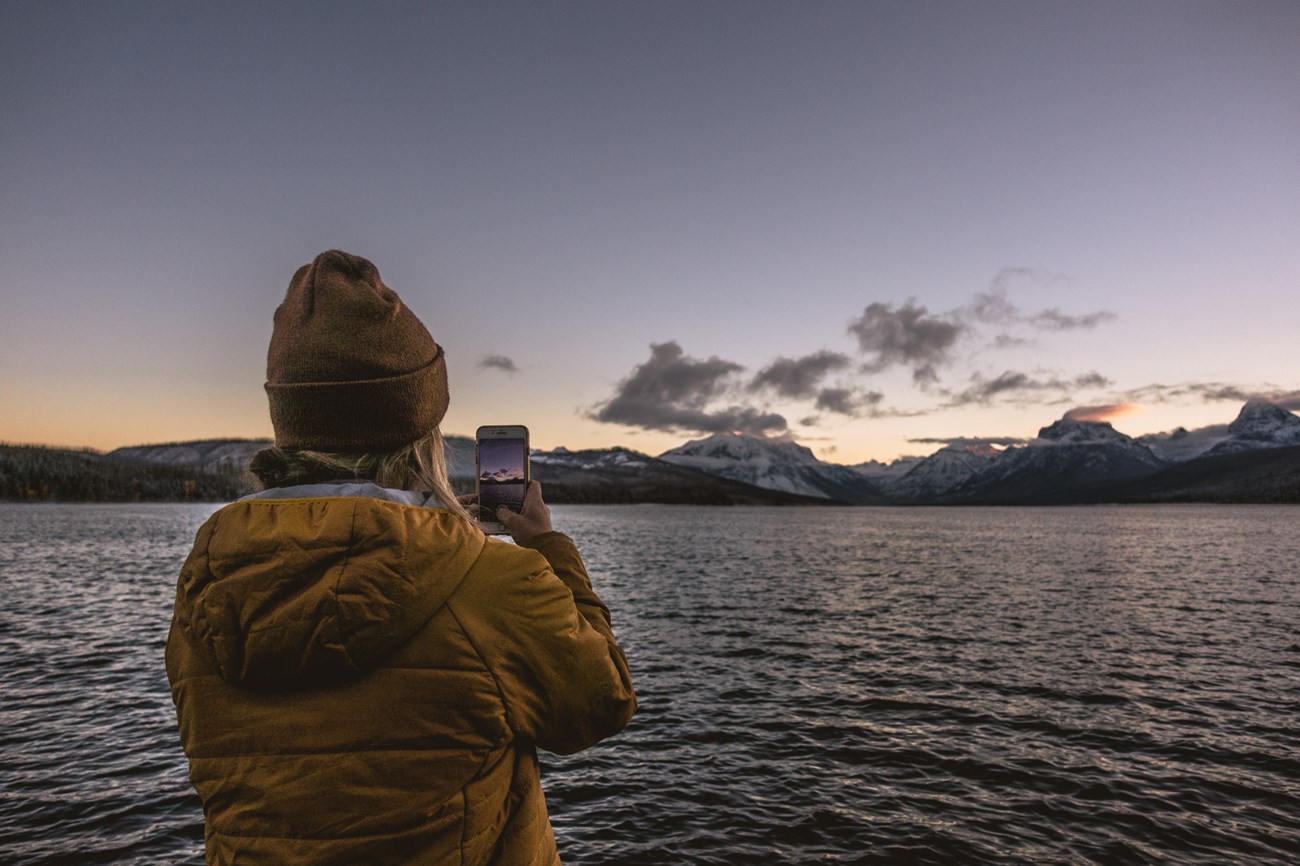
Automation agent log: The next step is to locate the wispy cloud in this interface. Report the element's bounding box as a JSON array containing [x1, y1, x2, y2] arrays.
[[1120, 381, 1300, 406], [969, 268, 1116, 333], [909, 435, 1028, 447], [944, 369, 1111, 407], [842, 268, 1116, 394], [1029, 308, 1118, 331], [589, 341, 787, 435], [992, 333, 1036, 350], [478, 354, 519, 374]]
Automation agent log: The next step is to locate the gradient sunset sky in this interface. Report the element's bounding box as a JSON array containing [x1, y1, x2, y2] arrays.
[[3, 1, 1297, 464]]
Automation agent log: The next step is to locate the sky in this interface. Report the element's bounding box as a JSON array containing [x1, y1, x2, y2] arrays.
[[2, 1, 1297, 464]]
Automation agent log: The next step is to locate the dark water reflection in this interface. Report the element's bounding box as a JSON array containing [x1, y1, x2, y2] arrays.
[[1, 504, 1297, 864]]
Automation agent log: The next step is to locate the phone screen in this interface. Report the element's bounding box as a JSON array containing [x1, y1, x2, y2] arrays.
[[477, 436, 528, 523]]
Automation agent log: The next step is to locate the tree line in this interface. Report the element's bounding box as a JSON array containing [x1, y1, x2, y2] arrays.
[[0, 444, 252, 503]]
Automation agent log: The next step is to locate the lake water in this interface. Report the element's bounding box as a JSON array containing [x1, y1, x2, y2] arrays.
[[1, 503, 1297, 865]]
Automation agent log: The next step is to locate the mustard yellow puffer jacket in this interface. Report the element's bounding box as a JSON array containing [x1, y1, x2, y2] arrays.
[[166, 488, 636, 865]]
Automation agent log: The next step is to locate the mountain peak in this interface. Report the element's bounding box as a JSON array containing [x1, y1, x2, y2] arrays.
[[1035, 417, 1128, 445], [947, 442, 1000, 458], [1228, 399, 1300, 439], [660, 432, 820, 466], [659, 432, 881, 503]]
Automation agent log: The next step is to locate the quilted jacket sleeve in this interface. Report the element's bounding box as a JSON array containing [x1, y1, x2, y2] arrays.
[[455, 532, 636, 755]]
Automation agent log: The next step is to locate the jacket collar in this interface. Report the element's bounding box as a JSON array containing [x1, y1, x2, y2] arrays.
[[240, 481, 445, 509]]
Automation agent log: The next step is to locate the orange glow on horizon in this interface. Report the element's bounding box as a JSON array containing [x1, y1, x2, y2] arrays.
[[1065, 403, 1146, 424]]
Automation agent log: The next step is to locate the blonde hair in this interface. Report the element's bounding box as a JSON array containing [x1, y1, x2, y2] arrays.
[[249, 428, 474, 524]]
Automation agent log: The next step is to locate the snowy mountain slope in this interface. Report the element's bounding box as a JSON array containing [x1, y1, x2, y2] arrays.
[[886, 443, 999, 501], [1205, 399, 1300, 455], [527, 446, 837, 505], [90, 400, 1299, 506], [107, 439, 271, 473], [445, 436, 832, 504], [1138, 400, 1300, 461], [849, 456, 923, 485], [944, 417, 1165, 504], [658, 432, 884, 504]]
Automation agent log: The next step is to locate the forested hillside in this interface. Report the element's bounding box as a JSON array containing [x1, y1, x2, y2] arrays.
[[0, 444, 251, 502]]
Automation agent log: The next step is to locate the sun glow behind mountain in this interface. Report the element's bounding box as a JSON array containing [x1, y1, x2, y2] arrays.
[[1065, 404, 1146, 424]]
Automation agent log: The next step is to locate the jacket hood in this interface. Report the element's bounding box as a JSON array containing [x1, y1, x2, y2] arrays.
[[174, 487, 484, 689]]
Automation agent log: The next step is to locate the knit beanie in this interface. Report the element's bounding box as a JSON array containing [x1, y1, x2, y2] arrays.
[[264, 250, 449, 452]]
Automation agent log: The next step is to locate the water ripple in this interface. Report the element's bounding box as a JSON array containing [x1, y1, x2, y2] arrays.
[[2, 503, 1299, 864]]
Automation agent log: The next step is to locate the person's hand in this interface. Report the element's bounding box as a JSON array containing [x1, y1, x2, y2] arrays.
[[496, 481, 554, 546]]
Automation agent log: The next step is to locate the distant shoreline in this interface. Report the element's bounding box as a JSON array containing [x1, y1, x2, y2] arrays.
[[5, 437, 1298, 506]]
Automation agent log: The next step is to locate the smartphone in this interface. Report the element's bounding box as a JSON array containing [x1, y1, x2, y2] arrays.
[[475, 425, 530, 535]]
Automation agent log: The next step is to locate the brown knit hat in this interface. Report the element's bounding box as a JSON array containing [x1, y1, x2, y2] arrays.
[[264, 250, 449, 451]]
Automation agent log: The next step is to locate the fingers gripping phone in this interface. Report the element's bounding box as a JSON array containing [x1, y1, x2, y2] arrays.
[[475, 425, 529, 535]]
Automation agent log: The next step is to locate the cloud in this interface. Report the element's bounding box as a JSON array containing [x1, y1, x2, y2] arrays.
[[1072, 372, 1112, 390], [945, 369, 1112, 407], [814, 388, 856, 415], [750, 351, 851, 398], [1028, 308, 1118, 331], [1276, 393, 1300, 412], [1121, 382, 1286, 405], [588, 268, 1133, 436], [478, 354, 519, 374], [909, 435, 1029, 447], [953, 371, 1035, 403], [992, 333, 1036, 350], [969, 268, 1116, 333], [814, 387, 885, 417], [1064, 403, 1145, 423], [847, 300, 966, 386], [748, 351, 892, 419], [969, 289, 1021, 325], [590, 341, 787, 435], [844, 270, 1115, 393]]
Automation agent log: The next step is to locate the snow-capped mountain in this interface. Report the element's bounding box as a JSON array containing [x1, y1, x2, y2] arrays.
[[531, 447, 650, 472], [107, 438, 271, 473], [658, 432, 883, 504], [849, 456, 923, 484], [94, 400, 1298, 507], [945, 417, 1165, 503], [526, 445, 837, 505], [1205, 399, 1300, 455], [886, 443, 1000, 501], [1138, 400, 1300, 461]]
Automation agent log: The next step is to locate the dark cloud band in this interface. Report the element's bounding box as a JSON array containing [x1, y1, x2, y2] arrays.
[[478, 355, 519, 374], [848, 300, 964, 386], [589, 341, 787, 435], [750, 351, 851, 399]]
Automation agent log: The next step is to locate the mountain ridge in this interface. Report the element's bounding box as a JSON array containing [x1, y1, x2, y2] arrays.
[[658, 432, 885, 504], [13, 400, 1297, 505]]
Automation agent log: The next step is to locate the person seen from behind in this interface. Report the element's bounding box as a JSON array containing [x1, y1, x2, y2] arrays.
[[166, 250, 636, 865]]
